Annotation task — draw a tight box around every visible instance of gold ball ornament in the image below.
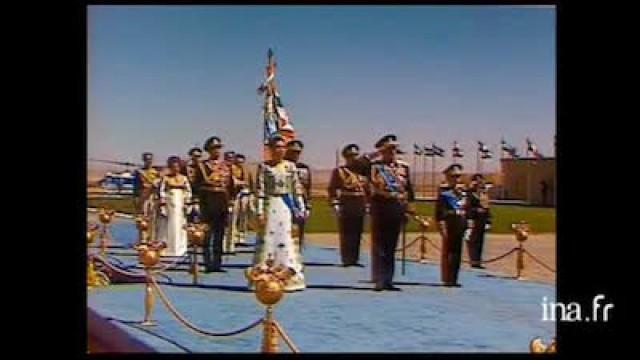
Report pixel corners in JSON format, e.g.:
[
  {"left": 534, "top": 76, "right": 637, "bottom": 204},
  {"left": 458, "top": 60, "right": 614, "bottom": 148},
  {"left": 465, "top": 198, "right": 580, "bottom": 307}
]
[
  {"left": 135, "top": 242, "right": 166, "bottom": 267},
  {"left": 255, "top": 279, "right": 285, "bottom": 306},
  {"left": 135, "top": 216, "right": 150, "bottom": 231},
  {"left": 87, "top": 224, "right": 99, "bottom": 244},
  {"left": 99, "top": 208, "right": 115, "bottom": 224}
]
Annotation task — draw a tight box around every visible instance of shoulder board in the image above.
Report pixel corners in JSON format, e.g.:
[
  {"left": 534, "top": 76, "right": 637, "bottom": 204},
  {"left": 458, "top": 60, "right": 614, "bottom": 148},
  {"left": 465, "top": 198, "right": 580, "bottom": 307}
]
[{"left": 396, "top": 159, "right": 409, "bottom": 166}]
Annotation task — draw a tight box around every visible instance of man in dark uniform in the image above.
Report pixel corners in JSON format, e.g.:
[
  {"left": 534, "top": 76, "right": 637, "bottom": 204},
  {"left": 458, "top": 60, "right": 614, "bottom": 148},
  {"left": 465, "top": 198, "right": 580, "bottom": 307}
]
[
  {"left": 466, "top": 173, "right": 492, "bottom": 269},
  {"left": 284, "top": 140, "right": 312, "bottom": 251},
  {"left": 192, "top": 136, "right": 234, "bottom": 272},
  {"left": 435, "top": 164, "right": 469, "bottom": 287},
  {"left": 328, "top": 144, "right": 370, "bottom": 267},
  {"left": 369, "top": 134, "right": 415, "bottom": 291},
  {"left": 184, "top": 147, "right": 203, "bottom": 185}
]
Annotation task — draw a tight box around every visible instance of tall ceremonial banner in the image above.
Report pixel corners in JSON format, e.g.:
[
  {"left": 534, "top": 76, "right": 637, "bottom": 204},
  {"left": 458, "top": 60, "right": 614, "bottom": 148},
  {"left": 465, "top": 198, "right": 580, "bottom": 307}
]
[{"left": 257, "top": 48, "right": 296, "bottom": 160}]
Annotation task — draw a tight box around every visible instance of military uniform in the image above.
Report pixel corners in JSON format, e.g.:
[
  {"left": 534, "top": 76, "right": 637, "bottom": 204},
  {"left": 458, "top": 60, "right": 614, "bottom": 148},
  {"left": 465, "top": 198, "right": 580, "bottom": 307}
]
[
  {"left": 369, "top": 135, "right": 414, "bottom": 291},
  {"left": 184, "top": 147, "right": 203, "bottom": 186},
  {"left": 192, "top": 137, "right": 234, "bottom": 272},
  {"left": 466, "top": 176, "right": 492, "bottom": 268},
  {"left": 285, "top": 140, "right": 312, "bottom": 251},
  {"left": 435, "top": 164, "right": 469, "bottom": 286},
  {"left": 328, "top": 144, "right": 371, "bottom": 266},
  {"left": 133, "top": 155, "right": 160, "bottom": 217},
  {"left": 229, "top": 154, "right": 254, "bottom": 246}
]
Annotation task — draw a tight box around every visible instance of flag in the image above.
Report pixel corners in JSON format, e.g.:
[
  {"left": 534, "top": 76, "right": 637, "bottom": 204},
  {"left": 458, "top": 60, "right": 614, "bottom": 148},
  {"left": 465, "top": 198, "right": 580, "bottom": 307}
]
[
  {"left": 413, "top": 144, "right": 423, "bottom": 156},
  {"left": 431, "top": 143, "right": 445, "bottom": 157},
  {"left": 526, "top": 138, "right": 543, "bottom": 159},
  {"left": 477, "top": 141, "right": 490, "bottom": 154},
  {"left": 423, "top": 146, "right": 435, "bottom": 157},
  {"left": 452, "top": 141, "right": 464, "bottom": 158},
  {"left": 501, "top": 138, "right": 520, "bottom": 159},
  {"left": 259, "top": 48, "right": 296, "bottom": 146}
]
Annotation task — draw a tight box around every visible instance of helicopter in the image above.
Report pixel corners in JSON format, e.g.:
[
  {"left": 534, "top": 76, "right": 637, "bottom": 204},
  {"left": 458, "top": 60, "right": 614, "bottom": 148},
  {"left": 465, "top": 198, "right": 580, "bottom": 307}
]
[{"left": 89, "top": 158, "right": 174, "bottom": 195}]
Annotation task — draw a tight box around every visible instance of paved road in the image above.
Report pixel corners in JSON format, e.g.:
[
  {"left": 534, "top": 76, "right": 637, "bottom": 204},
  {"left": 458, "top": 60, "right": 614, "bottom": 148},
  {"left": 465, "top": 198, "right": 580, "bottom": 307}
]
[{"left": 88, "top": 218, "right": 556, "bottom": 353}]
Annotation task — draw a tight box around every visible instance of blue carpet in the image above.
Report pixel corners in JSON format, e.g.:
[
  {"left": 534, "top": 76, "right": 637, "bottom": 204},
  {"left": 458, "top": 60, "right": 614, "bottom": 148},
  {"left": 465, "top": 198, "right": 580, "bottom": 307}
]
[{"left": 88, "top": 218, "right": 556, "bottom": 353}]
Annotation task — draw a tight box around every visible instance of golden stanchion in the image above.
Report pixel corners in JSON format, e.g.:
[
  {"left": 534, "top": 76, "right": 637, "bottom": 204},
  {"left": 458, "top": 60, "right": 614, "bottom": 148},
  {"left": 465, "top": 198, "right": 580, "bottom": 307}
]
[
  {"left": 512, "top": 221, "right": 530, "bottom": 280},
  {"left": 134, "top": 241, "right": 166, "bottom": 326},
  {"left": 530, "top": 337, "right": 556, "bottom": 353},
  {"left": 185, "top": 222, "right": 208, "bottom": 285},
  {"left": 98, "top": 208, "right": 116, "bottom": 256},
  {"left": 87, "top": 223, "right": 109, "bottom": 289},
  {"left": 135, "top": 215, "right": 151, "bottom": 244},
  {"left": 245, "top": 257, "right": 294, "bottom": 353},
  {"left": 412, "top": 215, "right": 432, "bottom": 263}
]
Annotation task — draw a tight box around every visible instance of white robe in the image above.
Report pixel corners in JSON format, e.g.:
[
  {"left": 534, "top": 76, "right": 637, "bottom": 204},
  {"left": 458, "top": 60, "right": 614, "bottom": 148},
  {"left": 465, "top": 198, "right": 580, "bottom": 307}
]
[{"left": 156, "top": 175, "right": 191, "bottom": 257}]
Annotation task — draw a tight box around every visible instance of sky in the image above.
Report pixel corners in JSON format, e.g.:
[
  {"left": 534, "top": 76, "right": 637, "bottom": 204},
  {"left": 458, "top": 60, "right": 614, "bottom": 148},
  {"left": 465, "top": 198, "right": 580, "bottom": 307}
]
[{"left": 88, "top": 5, "right": 555, "bottom": 171}]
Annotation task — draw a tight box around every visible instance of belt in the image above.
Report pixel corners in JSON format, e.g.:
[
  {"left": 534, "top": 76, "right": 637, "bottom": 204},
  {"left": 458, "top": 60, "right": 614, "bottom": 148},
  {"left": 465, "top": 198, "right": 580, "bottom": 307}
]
[
  {"left": 200, "top": 185, "right": 227, "bottom": 192},
  {"left": 340, "top": 191, "right": 365, "bottom": 197},
  {"left": 445, "top": 209, "right": 466, "bottom": 216}
]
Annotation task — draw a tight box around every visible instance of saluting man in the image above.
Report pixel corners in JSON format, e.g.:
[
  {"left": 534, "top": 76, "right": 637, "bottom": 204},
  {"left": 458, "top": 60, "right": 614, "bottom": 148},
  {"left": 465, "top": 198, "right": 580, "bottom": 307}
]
[
  {"left": 369, "top": 134, "right": 415, "bottom": 291},
  {"left": 466, "top": 173, "right": 492, "bottom": 269},
  {"left": 435, "top": 164, "right": 469, "bottom": 287},
  {"left": 192, "top": 136, "right": 234, "bottom": 272},
  {"left": 284, "top": 140, "right": 312, "bottom": 251},
  {"left": 328, "top": 144, "right": 371, "bottom": 267}
]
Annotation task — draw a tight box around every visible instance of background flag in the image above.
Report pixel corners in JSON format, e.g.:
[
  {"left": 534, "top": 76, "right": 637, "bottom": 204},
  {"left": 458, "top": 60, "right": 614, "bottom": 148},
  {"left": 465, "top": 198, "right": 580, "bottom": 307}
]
[{"left": 452, "top": 141, "right": 464, "bottom": 158}]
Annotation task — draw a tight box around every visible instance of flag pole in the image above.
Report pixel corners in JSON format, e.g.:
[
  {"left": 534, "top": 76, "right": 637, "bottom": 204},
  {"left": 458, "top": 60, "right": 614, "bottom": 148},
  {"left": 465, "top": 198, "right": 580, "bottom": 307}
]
[
  {"left": 422, "top": 153, "right": 427, "bottom": 198},
  {"left": 431, "top": 154, "right": 436, "bottom": 198}
]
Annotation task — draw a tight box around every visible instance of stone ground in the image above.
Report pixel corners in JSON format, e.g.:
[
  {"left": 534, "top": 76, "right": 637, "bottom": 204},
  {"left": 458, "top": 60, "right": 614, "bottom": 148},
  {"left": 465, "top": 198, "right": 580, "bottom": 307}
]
[{"left": 88, "top": 216, "right": 556, "bottom": 353}]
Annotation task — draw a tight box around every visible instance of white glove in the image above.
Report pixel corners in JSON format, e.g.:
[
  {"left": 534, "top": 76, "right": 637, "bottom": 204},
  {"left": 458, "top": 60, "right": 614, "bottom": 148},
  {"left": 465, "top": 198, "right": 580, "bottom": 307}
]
[
  {"left": 159, "top": 205, "right": 168, "bottom": 217},
  {"left": 333, "top": 205, "right": 341, "bottom": 216},
  {"left": 485, "top": 223, "right": 491, "bottom": 230},
  {"left": 463, "top": 228, "right": 472, "bottom": 242}
]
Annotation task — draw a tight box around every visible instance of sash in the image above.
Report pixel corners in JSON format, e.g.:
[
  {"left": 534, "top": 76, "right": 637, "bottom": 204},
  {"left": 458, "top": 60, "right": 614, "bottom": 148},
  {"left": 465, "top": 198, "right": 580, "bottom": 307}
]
[
  {"left": 281, "top": 194, "right": 303, "bottom": 222},
  {"left": 375, "top": 164, "right": 401, "bottom": 194}
]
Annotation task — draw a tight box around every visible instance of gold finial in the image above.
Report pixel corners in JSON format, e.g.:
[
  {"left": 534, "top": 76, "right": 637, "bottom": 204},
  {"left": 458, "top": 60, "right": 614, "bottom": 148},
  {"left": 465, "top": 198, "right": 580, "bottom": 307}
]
[
  {"left": 98, "top": 208, "right": 115, "bottom": 225},
  {"left": 530, "top": 337, "right": 556, "bottom": 353},
  {"left": 512, "top": 221, "right": 530, "bottom": 243},
  {"left": 135, "top": 215, "right": 150, "bottom": 232},
  {"left": 87, "top": 223, "right": 100, "bottom": 245},
  {"left": 134, "top": 241, "right": 166, "bottom": 268},
  {"left": 185, "top": 223, "right": 209, "bottom": 247}
]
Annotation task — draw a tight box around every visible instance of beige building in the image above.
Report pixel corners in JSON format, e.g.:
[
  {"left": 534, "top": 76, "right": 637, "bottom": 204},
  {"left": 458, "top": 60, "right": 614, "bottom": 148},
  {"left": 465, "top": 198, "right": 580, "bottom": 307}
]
[{"left": 499, "top": 158, "right": 556, "bottom": 206}]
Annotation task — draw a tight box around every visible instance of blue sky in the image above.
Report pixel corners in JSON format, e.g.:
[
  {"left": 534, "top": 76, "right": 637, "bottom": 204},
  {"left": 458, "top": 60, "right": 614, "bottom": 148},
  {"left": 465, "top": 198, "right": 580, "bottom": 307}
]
[{"left": 88, "top": 5, "right": 555, "bottom": 170}]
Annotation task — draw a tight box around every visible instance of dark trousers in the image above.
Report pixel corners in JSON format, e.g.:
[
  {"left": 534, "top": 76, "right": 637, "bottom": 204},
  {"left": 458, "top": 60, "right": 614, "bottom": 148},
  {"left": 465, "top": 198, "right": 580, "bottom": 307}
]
[
  {"left": 467, "top": 216, "right": 488, "bottom": 264},
  {"left": 338, "top": 197, "right": 366, "bottom": 265},
  {"left": 298, "top": 221, "right": 306, "bottom": 253},
  {"left": 199, "top": 192, "right": 229, "bottom": 271},
  {"left": 370, "top": 198, "right": 405, "bottom": 287},
  {"left": 441, "top": 216, "right": 466, "bottom": 284}
]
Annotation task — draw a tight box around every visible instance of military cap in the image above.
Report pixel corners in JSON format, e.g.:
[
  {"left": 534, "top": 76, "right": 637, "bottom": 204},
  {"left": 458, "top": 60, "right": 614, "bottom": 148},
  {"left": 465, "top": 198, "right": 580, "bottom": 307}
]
[
  {"left": 267, "top": 133, "right": 286, "bottom": 147},
  {"left": 235, "top": 153, "right": 246, "bottom": 160},
  {"left": 204, "top": 136, "right": 223, "bottom": 150},
  {"left": 342, "top": 143, "right": 360, "bottom": 157},
  {"left": 443, "top": 163, "right": 463, "bottom": 175},
  {"left": 188, "top": 147, "right": 202, "bottom": 156},
  {"left": 287, "top": 140, "right": 304, "bottom": 152},
  {"left": 375, "top": 134, "right": 400, "bottom": 149},
  {"left": 224, "top": 151, "right": 236, "bottom": 159},
  {"left": 142, "top": 152, "right": 153, "bottom": 161},
  {"left": 471, "top": 173, "right": 484, "bottom": 181},
  {"left": 166, "top": 156, "right": 181, "bottom": 166}
]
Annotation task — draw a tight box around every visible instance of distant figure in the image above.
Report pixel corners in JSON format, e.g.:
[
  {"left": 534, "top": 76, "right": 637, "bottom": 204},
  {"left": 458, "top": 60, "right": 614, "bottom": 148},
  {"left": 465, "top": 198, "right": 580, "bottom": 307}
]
[
  {"left": 230, "top": 153, "right": 253, "bottom": 246},
  {"left": 466, "top": 174, "right": 492, "bottom": 269},
  {"left": 156, "top": 156, "right": 192, "bottom": 257},
  {"left": 328, "top": 144, "right": 371, "bottom": 267},
  {"left": 284, "top": 140, "right": 312, "bottom": 251},
  {"left": 184, "top": 147, "right": 203, "bottom": 186},
  {"left": 540, "top": 180, "right": 548, "bottom": 206}
]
